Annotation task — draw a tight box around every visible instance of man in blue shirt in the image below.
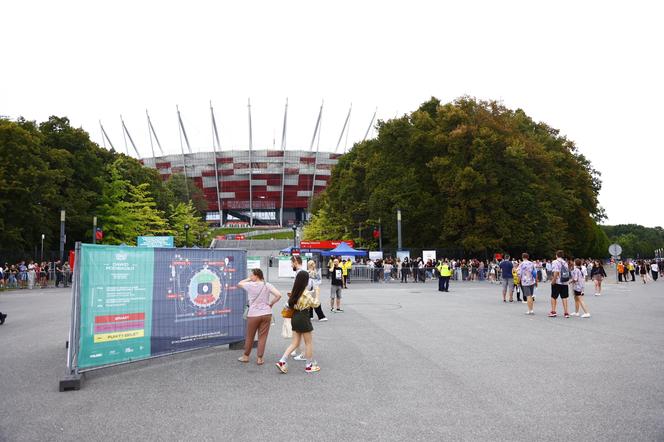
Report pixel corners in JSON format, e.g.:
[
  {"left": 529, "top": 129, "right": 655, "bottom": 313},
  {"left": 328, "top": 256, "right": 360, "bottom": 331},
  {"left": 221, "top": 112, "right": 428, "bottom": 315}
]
[{"left": 499, "top": 256, "right": 514, "bottom": 302}]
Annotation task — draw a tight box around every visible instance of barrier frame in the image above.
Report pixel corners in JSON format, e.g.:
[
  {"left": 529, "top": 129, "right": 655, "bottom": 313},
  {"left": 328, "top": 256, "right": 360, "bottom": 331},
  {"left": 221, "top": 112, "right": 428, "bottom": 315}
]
[{"left": 59, "top": 242, "right": 247, "bottom": 391}]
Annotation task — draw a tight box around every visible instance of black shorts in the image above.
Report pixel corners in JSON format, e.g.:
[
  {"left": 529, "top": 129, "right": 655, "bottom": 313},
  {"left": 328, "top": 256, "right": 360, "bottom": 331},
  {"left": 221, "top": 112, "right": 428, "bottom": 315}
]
[
  {"left": 551, "top": 284, "right": 569, "bottom": 300},
  {"left": 574, "top": 290, "right": 583, "bottom": 297}
]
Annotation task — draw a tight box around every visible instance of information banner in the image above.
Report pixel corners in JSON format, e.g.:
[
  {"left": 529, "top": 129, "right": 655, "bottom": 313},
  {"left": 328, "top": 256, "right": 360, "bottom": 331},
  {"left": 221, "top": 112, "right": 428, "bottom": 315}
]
[
  {"left": 77, "top": 244, "right": 246, "bottom": 370},
  {"left": 247, "top": 256, "right": 262, "bottom": 274},
  {"left": 278, "top": 256, "right": 308, "bottom": 278},
  {"left": 369, "top": 251, "right": 383, "bottom": 261},
  {"left": 423, "top": 250, "right": 436, "bottom": 262},
  {"left": 137, "top": 236, "right": 174, "bottom": 248},
  {"left": 396, "top": 250, "right": 410, "bottom": 260}
]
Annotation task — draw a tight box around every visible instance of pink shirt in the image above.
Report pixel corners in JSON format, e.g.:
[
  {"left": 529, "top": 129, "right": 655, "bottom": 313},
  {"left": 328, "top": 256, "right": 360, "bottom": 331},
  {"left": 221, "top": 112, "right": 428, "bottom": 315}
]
[{"left": 243, "top": 281, "right": 275, "bottom": 317}]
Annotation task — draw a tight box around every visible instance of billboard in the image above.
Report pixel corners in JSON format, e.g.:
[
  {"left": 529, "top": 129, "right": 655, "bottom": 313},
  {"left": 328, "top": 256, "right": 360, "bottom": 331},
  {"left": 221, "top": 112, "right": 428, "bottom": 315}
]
[
  {"left": 76, "top": 244, "right": 246, "bottom": 370},
  {"left": 137, "top": 236, "right": 174, "bottom": 248},
  {"left": 299, "top": 240, "right": 355, "bottom": 249}
]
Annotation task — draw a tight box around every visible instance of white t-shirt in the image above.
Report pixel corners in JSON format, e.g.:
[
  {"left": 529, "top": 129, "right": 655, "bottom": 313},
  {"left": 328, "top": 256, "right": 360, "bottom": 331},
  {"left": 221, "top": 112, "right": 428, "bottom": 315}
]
[{"left": 651, "top": 263, "right": 659, "bottom": 272}]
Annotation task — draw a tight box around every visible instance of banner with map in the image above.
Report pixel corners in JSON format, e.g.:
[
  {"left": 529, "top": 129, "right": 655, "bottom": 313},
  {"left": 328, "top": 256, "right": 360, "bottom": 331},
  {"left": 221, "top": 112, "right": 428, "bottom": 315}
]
[{"left": 77, "top": 244, "right": 246, "bottom": 369}]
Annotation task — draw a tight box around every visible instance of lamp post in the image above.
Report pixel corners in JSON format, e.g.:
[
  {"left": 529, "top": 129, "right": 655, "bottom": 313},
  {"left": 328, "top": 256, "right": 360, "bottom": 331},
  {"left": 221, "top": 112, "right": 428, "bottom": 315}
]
[
  {"left": 291, "top": 224, "right": 297, "bottom": 248},
  {"left": 59, "top": 210, "right": 66, "bottom": 262},
  {"left": 41, "top": 234, "right": 45, "bottom": 262},
  {"left": 92, "top": 216, "right": 97, "bottom": 244},
  {"left": 184, "top": 224, "right": 190, "bottom": 248},
  {"left": 396, "top": 209, "right": 402, "bottom": 251}
]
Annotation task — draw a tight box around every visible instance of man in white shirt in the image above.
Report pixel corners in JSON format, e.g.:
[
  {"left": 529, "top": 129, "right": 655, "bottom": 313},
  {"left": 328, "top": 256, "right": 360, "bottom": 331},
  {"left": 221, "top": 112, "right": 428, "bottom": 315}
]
[
  {"left": 549, "top": 250, "right": 571, "bottom": 318},
  {"left": 651, "top": 262, "right": 659, "bottom": 281}
]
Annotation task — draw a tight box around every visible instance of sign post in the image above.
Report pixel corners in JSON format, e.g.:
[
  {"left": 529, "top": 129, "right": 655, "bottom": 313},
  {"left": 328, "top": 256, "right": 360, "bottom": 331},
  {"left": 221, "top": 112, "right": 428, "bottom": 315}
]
[{"left": 609, "top": 243, "right": 622, "bottom": 283}]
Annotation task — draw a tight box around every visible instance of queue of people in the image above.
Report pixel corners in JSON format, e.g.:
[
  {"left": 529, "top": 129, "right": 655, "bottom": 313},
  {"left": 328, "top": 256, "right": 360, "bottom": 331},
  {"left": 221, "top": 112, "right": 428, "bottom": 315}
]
[{"left": 0, "top": 260, "right": 71, "bottom": 290}]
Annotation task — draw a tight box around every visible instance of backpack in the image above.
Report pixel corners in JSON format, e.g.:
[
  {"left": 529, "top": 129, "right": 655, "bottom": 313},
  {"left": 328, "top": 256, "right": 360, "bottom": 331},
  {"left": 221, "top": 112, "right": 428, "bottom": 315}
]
[{"left": 559, "top": 261, "right": 570, "bottom": 283}]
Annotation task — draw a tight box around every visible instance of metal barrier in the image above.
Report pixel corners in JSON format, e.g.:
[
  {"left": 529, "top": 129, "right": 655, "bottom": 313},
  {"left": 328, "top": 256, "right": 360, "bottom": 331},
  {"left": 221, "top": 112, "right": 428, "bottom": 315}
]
[{"left": 60, "top": 243, "right": 248, "bottom": 391}]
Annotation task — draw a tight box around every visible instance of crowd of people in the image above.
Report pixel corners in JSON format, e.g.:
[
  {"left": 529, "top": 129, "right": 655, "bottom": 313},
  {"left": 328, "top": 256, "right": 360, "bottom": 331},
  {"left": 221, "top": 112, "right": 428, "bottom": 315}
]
[
  {"left": 0, "top": 259, "right": 72, "bottom": 326},
  {"left": 615, "top": 259, "right": 660, "bottom": 283},
  {"left": 0, "top": 260, "right": 71, "bottom": 290}
]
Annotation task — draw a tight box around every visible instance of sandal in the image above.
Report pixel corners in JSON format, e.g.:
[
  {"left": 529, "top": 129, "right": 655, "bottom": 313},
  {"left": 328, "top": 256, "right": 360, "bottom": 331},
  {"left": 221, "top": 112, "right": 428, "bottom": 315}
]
[
  {"left": 256, "top": 358, "right": 264, "bottom": 365},
  {"left": 237, "top": 356, "right": 249, "bottom": 363}
]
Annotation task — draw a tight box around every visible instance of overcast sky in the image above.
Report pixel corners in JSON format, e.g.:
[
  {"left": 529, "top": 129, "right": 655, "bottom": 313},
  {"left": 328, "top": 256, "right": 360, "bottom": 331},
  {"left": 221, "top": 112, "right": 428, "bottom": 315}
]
[{"left": 2, "top": 0, "right": 662, "bottom": 227}]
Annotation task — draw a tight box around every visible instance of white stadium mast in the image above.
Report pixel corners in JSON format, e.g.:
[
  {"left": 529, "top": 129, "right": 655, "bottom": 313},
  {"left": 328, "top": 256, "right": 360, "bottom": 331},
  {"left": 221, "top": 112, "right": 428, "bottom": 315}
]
[
  {"left": 99, "top": 121, "right": 116, "bottom": 151},
  {"left": 308, "top": 100, "right": 324, "bottom": 218},
  {"left": 120, "top": 116, "right": 141, "bottom": 157},
  {"left": 247, "top": 98, "right": 254, "bottom": 226},
  {"left": 210, "top": 101, "right": 223, "bottom": 227},
  {"left": 363, "top": 107, "right": 378, "bottom": 141},
  {"left": 335, "top": 103, "right": 352, "bottom": 153},
  {"left": 146, "top": 110, "right": 165, "bottom": 159},
  {"left": 279, "top": 98, "right": 288, "bottom": 227},
  {"left": 176, "top": 105, "right": 190, "bottom": 200}
]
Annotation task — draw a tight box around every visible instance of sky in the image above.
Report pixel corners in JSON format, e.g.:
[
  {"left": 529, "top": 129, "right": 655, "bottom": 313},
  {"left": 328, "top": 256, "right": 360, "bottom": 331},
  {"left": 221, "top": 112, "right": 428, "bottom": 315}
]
[{"left": 2, "top": 0, "right": 662, "bottom": 227}]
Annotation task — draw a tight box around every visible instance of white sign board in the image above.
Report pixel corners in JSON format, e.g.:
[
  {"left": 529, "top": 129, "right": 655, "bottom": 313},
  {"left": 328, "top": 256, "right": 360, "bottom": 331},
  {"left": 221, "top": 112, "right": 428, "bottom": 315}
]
[
  {"left": 608, "top": 244, "right": 622, "bottom": 257},
  {"left": 423, "top": 250, "right": 436, "bottom": 262},
  {"left": 397, "top": 250, "right": 410, "bottom": 260},
  {"left": 247, "top": 256, "right": 262, "bottom": 275},
  {"left": 369, "top": 251, "right": 383, "bottom": 261},
  {"left": 278, "top": 256, "right": 309, "bottom": 278}
]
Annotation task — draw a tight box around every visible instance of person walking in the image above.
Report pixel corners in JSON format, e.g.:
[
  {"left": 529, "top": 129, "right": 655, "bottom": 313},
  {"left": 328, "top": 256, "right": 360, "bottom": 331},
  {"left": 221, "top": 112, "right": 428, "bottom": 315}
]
[
  {"left": 590, "top": 260, "right": 607, "bottom": 295},
  {"left": 237, "top": 269, "right": 282, "bottom": 365},
  {"left": 499, "top": 256, "right": 514, "bottom": 302},
  {"left": 401, "top": 258, "right": 410, "bottom": 283},
  {"left": 343, "top": 258, "right": 352, "bottom": 287},
  {"left": 307, "top": 260, "right": 327, "bottom": 321},
  {"left": 517, "top": 253, "right": 537, "bottom": 315},
  {"left": 440, "top": 259, "right": 452, "bottom": 292},
  {"left": 276, "top": 271, "right": 321, "bottom": 374},
  {"left": 549, "top": 250, "right": 571, "bottom": 318},
  {"left": 651, "top": 261, "right": 659, "bottom": 281},
  {"left": 329, "top": 259, "right": 344, "bottom": 312},
  {"left": 637, "top": 260, "right": 647, "bottom": 283},
  {"left": 570, "top": 258, "right": 591, "bottom": 318},
  {"left": 628, "top": 261, "right": 636, "bottom": 282}
]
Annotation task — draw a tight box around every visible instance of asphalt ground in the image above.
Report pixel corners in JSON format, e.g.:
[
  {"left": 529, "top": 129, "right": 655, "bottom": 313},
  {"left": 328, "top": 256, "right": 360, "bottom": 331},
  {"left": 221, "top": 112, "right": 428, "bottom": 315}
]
[{"left": 0, "top": 276, "right": 663, "bottom": 441}]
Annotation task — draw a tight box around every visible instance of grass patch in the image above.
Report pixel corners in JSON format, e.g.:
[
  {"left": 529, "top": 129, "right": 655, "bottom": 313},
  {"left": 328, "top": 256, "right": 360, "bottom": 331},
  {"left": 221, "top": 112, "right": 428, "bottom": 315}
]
[{"left": 250, "top": 232, "right": 295, "bottom": 240}]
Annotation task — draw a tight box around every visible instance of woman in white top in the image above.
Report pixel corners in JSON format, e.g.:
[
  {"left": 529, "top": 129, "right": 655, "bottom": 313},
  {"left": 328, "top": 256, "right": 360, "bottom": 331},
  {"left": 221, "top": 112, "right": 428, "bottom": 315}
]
[
  {"left": 237, "top": 268, "right": 282, "bottom": 365},
  {"left": 308, "top": 260, "right": 327, "bottom": 322}
]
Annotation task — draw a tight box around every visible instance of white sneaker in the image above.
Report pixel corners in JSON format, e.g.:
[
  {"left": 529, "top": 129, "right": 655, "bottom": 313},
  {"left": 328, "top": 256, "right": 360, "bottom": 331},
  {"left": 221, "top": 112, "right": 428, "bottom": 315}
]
[
  {"left": 570, "top": 312, "right": 580, "bottom": 317},
  {"left": 521, "top": 301, "right": 527, "bottom": 304},
  {"left": 581, "top": 313, "right": 591, "bottom": 318},
  {"left": 290, "top": 350, "right": 297, "bottom": 357},
  {"left": 524, "top": 311, "right": 534, "bottom": 315},
  {"left": 293, "top": 353, "right": 306, "bottom": 361},
  {"left": 319, "top": 317, "right": 328, "bottom": 322}
]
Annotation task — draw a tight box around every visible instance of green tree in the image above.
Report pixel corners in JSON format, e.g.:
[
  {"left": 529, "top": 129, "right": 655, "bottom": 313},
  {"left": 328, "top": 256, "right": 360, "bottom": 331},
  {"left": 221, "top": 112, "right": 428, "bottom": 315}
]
[
  {"left": 168, "top": 201, "right": 210, "bottom": 247},
  {"left": 311, "top": 97, "right": 606, "bottom": 258},
  {"left": 98, "top": 160, "right": 173, "bottom": 245},
  {"left": 0, "top": 119, "right": 59, "bottom": 255},
  {"left": 164, "top": 174, "right": 208, "bottom": 214}
]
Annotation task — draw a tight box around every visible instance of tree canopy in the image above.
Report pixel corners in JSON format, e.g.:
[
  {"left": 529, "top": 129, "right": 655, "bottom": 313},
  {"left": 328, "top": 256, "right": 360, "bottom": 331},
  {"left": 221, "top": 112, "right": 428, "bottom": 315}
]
[
  {"left": 601, "top": 224, "right": 664, "bottom": 258},
  {"left": 0, "top": 116, "right": 209, "bottom": 261},
  {"left": 306, "top": 97, "right": 611, "bottom": 258}
]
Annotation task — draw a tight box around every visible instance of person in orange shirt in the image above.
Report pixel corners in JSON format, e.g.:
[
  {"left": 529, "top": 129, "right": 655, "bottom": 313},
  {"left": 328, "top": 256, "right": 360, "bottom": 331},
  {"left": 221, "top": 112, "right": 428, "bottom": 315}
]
[{"left": 617, "top": 262, "right": 625, "bottom": 282}]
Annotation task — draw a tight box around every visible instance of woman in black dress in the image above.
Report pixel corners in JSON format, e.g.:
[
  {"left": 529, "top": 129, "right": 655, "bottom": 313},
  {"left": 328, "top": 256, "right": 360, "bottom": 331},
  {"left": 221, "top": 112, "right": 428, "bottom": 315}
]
[{"left": 276, "top": 271, "right": 321, "bottom": 374}]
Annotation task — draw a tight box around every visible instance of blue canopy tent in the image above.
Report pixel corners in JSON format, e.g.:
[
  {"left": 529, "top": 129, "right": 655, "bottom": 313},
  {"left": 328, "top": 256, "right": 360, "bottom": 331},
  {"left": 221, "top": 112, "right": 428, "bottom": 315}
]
[{"left": 321, "top": 242, "right": 367, "bottom": 257}]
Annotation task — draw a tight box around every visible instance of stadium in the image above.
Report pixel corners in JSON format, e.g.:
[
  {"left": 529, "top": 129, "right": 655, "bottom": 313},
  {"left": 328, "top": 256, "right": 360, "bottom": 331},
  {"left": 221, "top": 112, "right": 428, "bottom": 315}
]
[
  {"left": 142, "top": 149, "right": 341, "bottom": 226},
  {"left": 100, "top": 101, "right": 376, "bottom": 227}
]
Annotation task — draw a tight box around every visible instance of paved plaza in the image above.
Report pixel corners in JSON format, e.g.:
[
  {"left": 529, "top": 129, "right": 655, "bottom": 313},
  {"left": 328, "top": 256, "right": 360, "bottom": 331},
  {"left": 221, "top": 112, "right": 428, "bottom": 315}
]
[{"left": 0, "top": 277, "right": 663, "bottom": 441}]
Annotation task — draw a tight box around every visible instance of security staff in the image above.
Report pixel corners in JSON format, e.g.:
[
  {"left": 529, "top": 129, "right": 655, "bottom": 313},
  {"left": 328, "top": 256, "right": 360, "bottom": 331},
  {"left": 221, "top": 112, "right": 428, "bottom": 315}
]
[{"left": 437, "top": 260, "right": 452, "bottom": 292}]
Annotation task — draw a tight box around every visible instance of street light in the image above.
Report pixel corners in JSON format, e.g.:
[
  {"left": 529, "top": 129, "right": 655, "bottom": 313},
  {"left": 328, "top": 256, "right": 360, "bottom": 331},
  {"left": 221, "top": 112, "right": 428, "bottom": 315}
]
[
  {"left": 184, "top": 224, "right": 190, "bottom": 248},
  {"left": 41, "top": 234, "right": 45, "bottom": 262},
  {"left": 291, "top": 224, "right": 298, "bottom": 248}
]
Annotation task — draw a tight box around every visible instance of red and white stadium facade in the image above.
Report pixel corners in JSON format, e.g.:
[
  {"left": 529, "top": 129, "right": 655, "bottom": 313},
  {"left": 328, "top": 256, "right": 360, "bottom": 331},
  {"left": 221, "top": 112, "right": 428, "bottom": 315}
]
[{"left": 141, "top": 150, "right": 340, "bottom": 226}]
